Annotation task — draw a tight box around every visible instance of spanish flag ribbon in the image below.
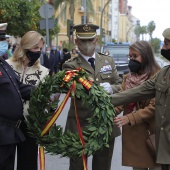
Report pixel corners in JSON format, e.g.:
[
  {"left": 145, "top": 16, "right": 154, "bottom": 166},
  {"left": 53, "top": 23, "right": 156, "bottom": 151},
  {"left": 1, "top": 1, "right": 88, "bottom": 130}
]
[
  {"left": 41, "top": 88, "right": 71, "bottom": 137},
  {"left": 64, "top": 68, "right": 92, "bottom": 90},
  {"left": 73, "top": 81, "right": 88, "bottom": 170},
  {"left": 78, "top": 77, "right": 92, "bottom": 90},
  {"left": 39, "top": 146, "right": 45, "bottom": 170},
  {"left": 39, "top": 88, "right": 71, "bottom": 170},
  {"left": 63, "top": 69, "right": 79, "bottom": 82}
]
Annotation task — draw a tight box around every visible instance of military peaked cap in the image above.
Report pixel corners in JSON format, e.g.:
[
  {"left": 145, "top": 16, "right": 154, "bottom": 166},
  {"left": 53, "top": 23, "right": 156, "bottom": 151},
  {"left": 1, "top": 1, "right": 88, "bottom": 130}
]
[
  {"left": 73, "top": 24, "right": 99, "bottom": 39},
  {"left": 162, "top": 28, "right": 170, "bottom": 40}
]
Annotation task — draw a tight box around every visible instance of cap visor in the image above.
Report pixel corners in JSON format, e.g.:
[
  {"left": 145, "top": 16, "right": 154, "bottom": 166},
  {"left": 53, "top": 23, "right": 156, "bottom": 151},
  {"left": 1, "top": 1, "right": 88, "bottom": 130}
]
[{"left": 76, "top": 33, "right": 97, "bottom": 39}]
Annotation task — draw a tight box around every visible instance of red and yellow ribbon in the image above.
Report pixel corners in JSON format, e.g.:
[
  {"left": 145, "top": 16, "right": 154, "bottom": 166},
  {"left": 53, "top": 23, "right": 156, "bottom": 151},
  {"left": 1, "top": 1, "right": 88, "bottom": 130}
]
[
  {"left": 78, "top": 77, "right": 92, "bottom": 90},
  {"left": 64, "top": 69, "right": 92, "bottom": 90},
  {"left": 41, "top": 89, "right": 71, "bottom": 137},
  {"left": 39, "top": 146, "right": 45, "bottom": 170},
  {"left": 72, "top": 80, "right": 88, "bottom": 170}
]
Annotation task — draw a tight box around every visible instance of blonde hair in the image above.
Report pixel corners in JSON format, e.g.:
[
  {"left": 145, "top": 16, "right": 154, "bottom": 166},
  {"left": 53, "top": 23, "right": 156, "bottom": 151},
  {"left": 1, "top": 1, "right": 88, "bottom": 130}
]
[{"left": 12, "top": 31, "right": 45, "bottom": 68}]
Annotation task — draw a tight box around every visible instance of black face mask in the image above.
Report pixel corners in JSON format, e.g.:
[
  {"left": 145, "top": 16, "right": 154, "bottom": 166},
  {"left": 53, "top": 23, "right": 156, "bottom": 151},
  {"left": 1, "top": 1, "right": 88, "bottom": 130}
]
[
  {"left": 26, "top": 50, "right": 41, "bottom": 67},
  {"left": 161, "top": 49, "right": 170, "bottom": 61},
  {"left": 128, "top": 59, "right": 142, "bottom": 74}
]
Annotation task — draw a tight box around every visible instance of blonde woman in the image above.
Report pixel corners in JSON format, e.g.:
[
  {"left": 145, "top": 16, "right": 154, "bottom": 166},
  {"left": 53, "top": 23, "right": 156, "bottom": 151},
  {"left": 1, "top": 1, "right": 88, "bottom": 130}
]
[{"left": 7, "top": 31, "right": 49, "bottom": 170}]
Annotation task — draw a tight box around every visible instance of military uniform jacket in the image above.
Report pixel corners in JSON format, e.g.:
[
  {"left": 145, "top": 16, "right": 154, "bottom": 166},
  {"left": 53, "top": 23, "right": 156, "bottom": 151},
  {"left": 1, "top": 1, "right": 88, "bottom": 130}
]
[
  {"left": 0, "top": 58, "right": 33, "bottom": 145},
  {"left": 111, "top": 65, "right": 170, "bottom": 164},
  {"left": 63, "top": 52, "right": 122, "bottom": 138}
]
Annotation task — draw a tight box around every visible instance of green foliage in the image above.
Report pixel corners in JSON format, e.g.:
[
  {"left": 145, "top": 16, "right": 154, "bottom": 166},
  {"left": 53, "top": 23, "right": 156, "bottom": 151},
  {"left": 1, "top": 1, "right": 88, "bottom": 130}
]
[
  {"left": 147, "top": 21, "right": 156, "bottom": 40},
  {"left": 112, "top": 38, "right": 116, "bottom": 43},
  {"left": 134, "top": 21, "right": 156, "bottom": 41},
  {"left": 27, "top": 69, "right": 115, "bottom": 157},
  {"left": 0, "top": 0, "right": 59, "bottom": 37},
  {"left": 150, "top": 38, "right": 161, "bottom": 53},
  {"left": 52, "top": 0, "right": 94, "bottom": 20},
  {"left": 0, "top": 0, "right": 35, "bottom": 36}
]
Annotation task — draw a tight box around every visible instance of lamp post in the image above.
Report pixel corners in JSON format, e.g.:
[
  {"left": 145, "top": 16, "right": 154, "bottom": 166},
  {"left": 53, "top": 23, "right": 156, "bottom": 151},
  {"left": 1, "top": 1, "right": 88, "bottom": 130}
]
[
  {"left": 126, "top": 25, "right": 136, "bottom": 42},
  {"left": 126, "top": 20, "right": 140, "bottom": 42},
  {"left": 83, "top": 0, "right": 87, "bottom": 24},
  {"left": 100, "top": 0, "right": 111, "bottom": 51}
]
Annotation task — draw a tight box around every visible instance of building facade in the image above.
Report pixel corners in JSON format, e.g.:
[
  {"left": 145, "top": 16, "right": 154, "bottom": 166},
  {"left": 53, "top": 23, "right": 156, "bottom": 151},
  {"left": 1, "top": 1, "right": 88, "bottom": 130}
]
[{"left": 53, "top": 0, "right": 112, "bottom": 46}]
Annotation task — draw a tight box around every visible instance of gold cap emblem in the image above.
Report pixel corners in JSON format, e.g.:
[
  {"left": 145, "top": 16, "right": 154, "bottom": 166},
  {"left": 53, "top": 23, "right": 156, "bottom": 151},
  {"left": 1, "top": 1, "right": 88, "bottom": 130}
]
[{"left": 83, "top": 25, "right": 91, "bottom": 32}]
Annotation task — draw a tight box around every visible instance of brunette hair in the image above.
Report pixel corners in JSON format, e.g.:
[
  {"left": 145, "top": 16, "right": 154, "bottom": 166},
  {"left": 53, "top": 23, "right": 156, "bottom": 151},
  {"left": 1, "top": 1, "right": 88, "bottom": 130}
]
[
  {"left": 12, "top": 31, "right": 45, "bottom": 68},
  {"left": 129, "top": 41, "right": 160, "bottom": 77}
]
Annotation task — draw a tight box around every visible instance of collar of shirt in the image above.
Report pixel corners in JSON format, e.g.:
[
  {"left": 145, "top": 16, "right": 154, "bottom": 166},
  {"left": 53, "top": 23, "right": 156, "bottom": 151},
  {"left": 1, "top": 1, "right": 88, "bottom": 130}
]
[{"left": 79, "top": 52, "right": 95, "bottom": 64}]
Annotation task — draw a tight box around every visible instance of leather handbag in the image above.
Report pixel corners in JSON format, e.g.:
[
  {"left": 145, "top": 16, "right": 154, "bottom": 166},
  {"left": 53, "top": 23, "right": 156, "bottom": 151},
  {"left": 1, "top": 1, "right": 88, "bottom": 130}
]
[{"left": 145, "top": 127, "right": 156, "bottom": 161}]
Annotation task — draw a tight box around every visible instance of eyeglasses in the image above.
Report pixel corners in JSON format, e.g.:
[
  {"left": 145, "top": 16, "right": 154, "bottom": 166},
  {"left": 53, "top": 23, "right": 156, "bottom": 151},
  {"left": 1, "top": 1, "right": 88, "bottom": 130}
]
[{"left": 127, "top": 54, "right": 140, "bottom": 60}]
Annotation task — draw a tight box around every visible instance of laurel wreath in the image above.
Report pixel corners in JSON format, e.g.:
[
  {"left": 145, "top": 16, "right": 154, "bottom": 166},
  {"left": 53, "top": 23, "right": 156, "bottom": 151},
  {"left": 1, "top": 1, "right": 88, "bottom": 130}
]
[{"left": 26, "top": 68, "right": 115, "bottom": 158}]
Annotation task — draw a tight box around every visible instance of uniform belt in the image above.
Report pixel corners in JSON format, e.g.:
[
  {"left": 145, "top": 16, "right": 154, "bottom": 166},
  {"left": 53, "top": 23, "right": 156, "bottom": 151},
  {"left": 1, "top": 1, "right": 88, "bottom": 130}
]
[{"left": 0, "top": 116, "right": 22, "bottom": 128}]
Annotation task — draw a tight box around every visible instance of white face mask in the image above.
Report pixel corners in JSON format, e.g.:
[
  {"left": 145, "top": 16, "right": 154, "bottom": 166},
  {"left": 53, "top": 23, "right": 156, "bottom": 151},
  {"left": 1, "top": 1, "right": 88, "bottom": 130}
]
[
  {"left": 77, "top": 39, "right": 96, "bottom": 56},
  {"left": 46, "top": 51, "right": 50, "bottom": 54}
]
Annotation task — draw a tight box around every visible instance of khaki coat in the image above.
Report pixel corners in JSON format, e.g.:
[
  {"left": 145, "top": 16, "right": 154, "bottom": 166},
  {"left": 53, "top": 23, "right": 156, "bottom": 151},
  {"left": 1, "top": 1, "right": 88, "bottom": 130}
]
[
  {"left": 111, "top": 65, "right": 170, "bottom": 164},
  {"left": 62, "top": 52, "right": 122, "bottom": 138}
]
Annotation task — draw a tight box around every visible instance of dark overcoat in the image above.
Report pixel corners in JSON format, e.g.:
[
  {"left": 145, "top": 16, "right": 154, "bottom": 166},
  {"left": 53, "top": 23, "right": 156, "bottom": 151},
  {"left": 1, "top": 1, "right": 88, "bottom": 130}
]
[{"left": 0, "top": 58, "right": 33, "bottom": 145}]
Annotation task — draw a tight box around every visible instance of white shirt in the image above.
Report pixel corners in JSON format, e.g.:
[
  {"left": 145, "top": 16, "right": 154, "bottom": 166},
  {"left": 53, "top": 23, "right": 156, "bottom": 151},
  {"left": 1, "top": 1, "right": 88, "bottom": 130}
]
[{"left": 79, "top": 52, "right": 96, "bottom": 65}]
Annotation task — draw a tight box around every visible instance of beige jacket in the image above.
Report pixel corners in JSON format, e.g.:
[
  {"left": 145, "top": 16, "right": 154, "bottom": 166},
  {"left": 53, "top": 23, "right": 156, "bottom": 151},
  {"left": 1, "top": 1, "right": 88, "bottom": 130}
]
[{"left": 115, "top": 74, "right": 157, "bottom": 168}]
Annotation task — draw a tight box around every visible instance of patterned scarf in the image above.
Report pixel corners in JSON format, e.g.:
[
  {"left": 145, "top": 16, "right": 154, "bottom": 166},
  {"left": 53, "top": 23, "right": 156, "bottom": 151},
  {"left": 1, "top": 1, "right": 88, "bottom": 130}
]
[{"left": 125, "top": 72, "right": 149, "bottom": 112}]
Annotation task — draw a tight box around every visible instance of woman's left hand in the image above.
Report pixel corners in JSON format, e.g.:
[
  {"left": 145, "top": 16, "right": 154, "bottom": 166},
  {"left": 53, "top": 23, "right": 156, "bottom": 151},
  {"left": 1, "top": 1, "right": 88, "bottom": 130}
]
[{"left": 114, "top": 115, "right": 129, "bottom": 127}]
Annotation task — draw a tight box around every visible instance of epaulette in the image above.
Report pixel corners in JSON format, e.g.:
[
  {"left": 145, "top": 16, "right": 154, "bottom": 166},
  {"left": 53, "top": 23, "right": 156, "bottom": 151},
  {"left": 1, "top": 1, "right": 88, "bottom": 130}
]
[
  {"left": 97, "top": 52, "right": 112, "bottom": 57},
  {"left": 97, "top": 52, "right": 105, "bottom": 55},
  {"left": 65, "top": 56, "right": 78, "bottom": 63}
]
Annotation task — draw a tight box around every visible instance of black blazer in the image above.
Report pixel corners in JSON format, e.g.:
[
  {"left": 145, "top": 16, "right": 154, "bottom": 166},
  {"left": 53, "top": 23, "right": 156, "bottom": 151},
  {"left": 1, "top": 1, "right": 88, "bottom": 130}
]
[
  {"left": 0, "top": 58, "right": 33, "bottom": 145},
  {"left": 60, "top": 52, "right": 71, "bottom": 70},
  {"left": 43, "top": 53, "right": 55, "bottom": 72}
]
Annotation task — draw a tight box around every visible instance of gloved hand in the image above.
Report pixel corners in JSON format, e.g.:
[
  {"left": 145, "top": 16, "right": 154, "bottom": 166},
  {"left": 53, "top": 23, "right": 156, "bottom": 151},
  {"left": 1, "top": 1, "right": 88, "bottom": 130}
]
[{"left": 100, "top": 82, "right": 113, "bottom": 94}]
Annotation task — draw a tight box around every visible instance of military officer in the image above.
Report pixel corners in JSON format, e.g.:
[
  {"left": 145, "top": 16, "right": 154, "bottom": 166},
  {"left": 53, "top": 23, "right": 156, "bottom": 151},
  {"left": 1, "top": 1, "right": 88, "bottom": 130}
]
[
  {"left": 62, "top": 24, "right": 122, "bottom": 170},
  {"left": 0, "top": 23, "right": 33, "bottom": 170},
  {"left": 109, "top": 28, "right": 170, "bottom": 170}
]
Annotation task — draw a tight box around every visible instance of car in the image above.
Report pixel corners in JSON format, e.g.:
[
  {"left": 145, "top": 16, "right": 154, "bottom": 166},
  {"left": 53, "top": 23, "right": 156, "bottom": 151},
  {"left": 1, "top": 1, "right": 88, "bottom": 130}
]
[{"left": 101, "top": 42, "right": 130, "bottom": 77}]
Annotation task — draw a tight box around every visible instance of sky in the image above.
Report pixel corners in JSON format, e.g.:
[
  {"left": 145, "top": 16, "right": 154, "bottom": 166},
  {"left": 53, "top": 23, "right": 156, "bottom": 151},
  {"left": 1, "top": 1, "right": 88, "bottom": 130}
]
[{"left": 128, "top": 0, "right": 170, "bottom": 40}]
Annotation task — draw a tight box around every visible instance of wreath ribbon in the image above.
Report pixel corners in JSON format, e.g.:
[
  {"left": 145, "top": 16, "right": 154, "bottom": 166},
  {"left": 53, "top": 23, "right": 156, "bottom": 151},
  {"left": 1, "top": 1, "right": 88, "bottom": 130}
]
[
  {"left": 73, "top": 81, "right": 88, "bottom": 170},
  {"left": 64, "top": 68, "right": 92, "bottom": 90},
  {"left": 39, "top": 146, "right": 45, "bottom": 170},
  {"left": 39, "top": 88, "right": 71, "bottom": 170}
]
